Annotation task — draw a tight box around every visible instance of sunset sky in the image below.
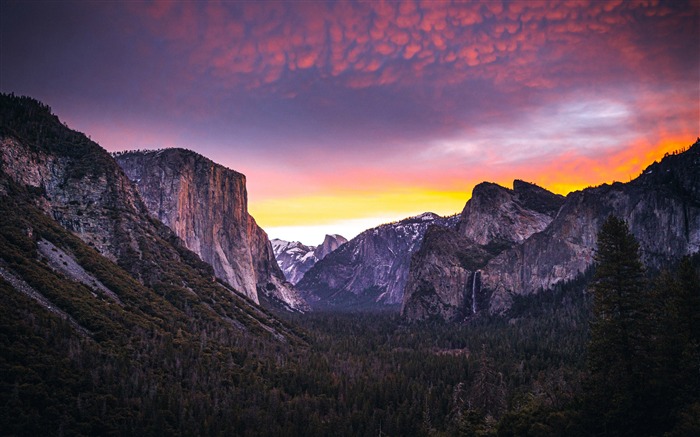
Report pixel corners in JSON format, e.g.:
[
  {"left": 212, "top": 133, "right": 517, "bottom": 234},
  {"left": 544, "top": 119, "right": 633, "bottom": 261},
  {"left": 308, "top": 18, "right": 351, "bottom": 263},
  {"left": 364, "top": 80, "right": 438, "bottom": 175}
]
[{"left": 1, "top": 0, "right": 698, "bottom": 244}]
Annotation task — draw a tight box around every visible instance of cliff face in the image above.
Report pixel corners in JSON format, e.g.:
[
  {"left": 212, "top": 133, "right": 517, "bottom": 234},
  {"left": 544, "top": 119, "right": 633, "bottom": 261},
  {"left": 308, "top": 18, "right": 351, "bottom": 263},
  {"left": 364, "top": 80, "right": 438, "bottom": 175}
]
[
  {"left": 483, "top": 142, "right": 700, "bottom": 313},
  {"left": 296, "top": 213, "right": 458, "bottom": 310},
  {"left": 115, "top": 149, "right": 308, "bottom": 311},
  {"left": 402, "top": 141, "right": 700, "bottom": 321},
  {"left": 458, "top": 180, "right": 564, "bottom": 245},
  {"left": 0, "top": 132, "right": 163, "bottom": 278},
  {"left": 272, "top": 234, "right": 347, "bottom": 284},
  {"left": 0, "top": 94, "right": 298, "bottom": 341},
  {"left": 315, "top": 234, "right": 347, "bottom": 261},
  {"left": 401, "top": 226, "right": 491, "bottom": 322},
  {"left": 402, "top": 181, "right": 563, "bottom": 322}
]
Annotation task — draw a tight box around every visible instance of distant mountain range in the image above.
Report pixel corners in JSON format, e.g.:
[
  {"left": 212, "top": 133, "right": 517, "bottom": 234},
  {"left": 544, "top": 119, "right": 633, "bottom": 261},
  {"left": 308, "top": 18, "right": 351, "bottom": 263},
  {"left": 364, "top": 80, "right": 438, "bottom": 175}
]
[
  {"left": 271, "top": 234, "right": 347, "bottom": 284},
  {"left": 279, "top": 142, "right": 700, "bottom": 320},
  {"left": 294, "top": 212, "right": 459, "bottom": 310}
]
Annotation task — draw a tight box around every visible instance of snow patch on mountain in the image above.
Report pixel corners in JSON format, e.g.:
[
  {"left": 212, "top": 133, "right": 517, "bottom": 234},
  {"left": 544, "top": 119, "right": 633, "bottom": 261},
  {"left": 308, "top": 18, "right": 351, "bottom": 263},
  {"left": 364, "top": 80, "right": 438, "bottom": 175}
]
[{"left": 272, "top": 234, "right": 347, "bottom": 284}]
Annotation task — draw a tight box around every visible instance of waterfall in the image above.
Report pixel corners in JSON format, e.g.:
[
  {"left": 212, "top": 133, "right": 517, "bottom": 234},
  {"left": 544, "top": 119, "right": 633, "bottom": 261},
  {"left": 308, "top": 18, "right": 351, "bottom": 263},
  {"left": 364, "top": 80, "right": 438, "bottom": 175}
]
[{"left": 471, "top": 270, "right": 479, "bottom": 314}]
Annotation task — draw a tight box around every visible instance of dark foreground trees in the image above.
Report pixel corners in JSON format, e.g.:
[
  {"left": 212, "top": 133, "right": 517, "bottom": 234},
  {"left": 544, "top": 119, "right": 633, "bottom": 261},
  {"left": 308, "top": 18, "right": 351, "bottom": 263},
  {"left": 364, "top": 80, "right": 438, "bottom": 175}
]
[{"left": 583, "top": 215, "right": 700, "bottom": 436}]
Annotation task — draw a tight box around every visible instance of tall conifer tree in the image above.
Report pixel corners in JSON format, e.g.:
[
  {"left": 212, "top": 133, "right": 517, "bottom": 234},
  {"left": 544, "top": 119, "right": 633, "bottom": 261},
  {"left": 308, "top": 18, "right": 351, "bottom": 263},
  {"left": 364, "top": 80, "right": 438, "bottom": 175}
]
[{"left": 585, "top": 215, "right": 652, "bottom": 436}]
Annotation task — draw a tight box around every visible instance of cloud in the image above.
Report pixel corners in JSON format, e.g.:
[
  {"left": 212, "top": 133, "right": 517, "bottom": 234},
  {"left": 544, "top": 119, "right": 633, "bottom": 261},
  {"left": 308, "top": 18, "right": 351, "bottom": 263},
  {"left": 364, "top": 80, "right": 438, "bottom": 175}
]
[
  {"left": 123, "top": 0, "right": 696, "bottom": 94},
  {"left": 3, "top": 0, "right": 696, "bottom": 242}
]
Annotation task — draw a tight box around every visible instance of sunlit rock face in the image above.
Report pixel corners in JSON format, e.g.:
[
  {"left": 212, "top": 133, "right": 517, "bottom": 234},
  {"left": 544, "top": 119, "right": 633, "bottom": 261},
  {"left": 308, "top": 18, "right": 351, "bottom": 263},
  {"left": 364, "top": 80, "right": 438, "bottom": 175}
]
[
  {"left": 402, "top": 141, "right": 700, "bottom": 321},
  {"left": 296, "top": 213, "right": 459, "bottom": 310},
  {"left": 115, "top": 149, "right": 308, "bottom": 311},
  {"left": 272, "top": 234, "right": 347, "bottom": 285},
  {"left": 402, "top": 181, "right": 563, "bottom": 322}
]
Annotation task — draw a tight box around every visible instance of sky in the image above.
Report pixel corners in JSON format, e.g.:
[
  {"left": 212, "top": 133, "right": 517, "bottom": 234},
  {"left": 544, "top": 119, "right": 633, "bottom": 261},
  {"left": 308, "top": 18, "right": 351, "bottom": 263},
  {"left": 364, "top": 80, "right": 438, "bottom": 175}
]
[{"left": 1, "top": 0, "right": 698, "bottom": 245}]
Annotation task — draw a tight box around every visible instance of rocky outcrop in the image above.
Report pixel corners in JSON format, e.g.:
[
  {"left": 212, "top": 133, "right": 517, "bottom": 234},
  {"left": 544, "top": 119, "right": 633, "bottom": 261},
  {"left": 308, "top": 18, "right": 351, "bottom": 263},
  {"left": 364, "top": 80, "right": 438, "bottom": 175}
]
[
  {"left": 315, "top": 234, "right": 347, "bottom": 260},
  {"left": 402, "top": 140, "right": 700, "bottom": 321},
  {"left": 402, "top": 226, "right": 492, "bottom": 322},
  {"left": 271, "top": 239, "right": 317, "bottom": 284},
  {"left": 0, "top": 128, "right": 164, "bottom": 277},
  {"left": 402, "top": 181, "right": 563, "bottom": 322},
  {"left": 296, "top": 213, "right": 458, "bottom": 310},
  {"left": 272, "top": 234, "right": 347, "bottom": 284},
  {"left": 115, "top": 149, "right": 308, "bottom": 311},
  {"left": 458, "top": 180, "right": 564, "bottom": 245},
  {"left": 483, "top": 142, "right": 700, "bottom": 313}
]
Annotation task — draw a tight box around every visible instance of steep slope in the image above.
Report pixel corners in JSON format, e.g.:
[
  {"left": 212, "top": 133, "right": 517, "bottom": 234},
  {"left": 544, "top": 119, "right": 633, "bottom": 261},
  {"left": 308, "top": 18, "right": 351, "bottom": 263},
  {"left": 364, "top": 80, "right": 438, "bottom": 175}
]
[
  {"left": 402, "top": 181, "right": 564, "bottom": 321},
  {"left": 114, "top": 149, "right": 308, "bottom": 312},
  {"left": 272, "top": 234, "right": 347, "bottom": 284},
  {"left": 0, "top": 94, "right": 305, "bottom": 432},
  {"left": 0, "top": 94, "right": 298, "bottom": 335},
  {"left": 483, "top": 141, "right": 700, "bottom": 313},
  {"left": 296, "top": 213, "right": 458, "bottom": 310}
]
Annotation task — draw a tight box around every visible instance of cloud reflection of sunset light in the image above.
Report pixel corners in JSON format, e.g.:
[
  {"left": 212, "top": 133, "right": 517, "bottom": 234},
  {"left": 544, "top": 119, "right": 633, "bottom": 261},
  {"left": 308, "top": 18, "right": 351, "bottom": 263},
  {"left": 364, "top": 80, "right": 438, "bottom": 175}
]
[{"left": 1, "top": 0, "right": 697, "bottom": 244}]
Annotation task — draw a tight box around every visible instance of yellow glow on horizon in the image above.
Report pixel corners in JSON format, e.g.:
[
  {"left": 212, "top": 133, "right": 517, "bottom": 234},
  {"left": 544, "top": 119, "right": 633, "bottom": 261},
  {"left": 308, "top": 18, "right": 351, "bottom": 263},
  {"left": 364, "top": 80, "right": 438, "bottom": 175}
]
[
  {"left": 249, "top": 188, "right": 469, "bottom": 228},
  {"left": 250, "top": 137, "right": 696, "bottom": 239}
]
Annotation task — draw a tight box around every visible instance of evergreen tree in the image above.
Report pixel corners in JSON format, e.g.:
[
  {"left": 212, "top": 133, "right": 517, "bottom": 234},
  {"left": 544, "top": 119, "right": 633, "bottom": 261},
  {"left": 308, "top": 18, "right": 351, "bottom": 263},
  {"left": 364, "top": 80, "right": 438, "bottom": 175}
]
[
  {"left": 584, "top": 215, "right": 653, "bottom": 436},
  {"left": 652, "top": 257, "right": 700, "bottom": 435}
]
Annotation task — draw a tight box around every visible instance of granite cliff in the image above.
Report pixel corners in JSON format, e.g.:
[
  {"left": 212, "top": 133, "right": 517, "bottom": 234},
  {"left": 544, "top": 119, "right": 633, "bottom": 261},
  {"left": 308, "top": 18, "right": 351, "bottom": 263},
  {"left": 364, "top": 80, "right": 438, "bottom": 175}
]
[
  {"left": 0, "top": 94, "right": 298, "bottom": 339},
  {"left": 296, "top": 213, "right": 458, "bottom": 310},
  {"left": 114, "top": 149, "right": 308, "bottom": 311},
  {"left": 402, "top": 181, "right": 564, "bottom": 321},
  {"left": 402, "top": 141, "right": 700, "bottom": 321},
  {"left": 483, "top": 142, "right": 700, "bottom": 313}
]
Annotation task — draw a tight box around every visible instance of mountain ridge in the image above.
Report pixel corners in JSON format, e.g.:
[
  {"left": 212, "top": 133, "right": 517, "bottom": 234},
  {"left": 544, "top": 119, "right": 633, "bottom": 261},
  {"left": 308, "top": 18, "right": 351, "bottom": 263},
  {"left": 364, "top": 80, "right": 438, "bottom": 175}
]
[
  {"left": 295, "top": 212, "right": 459, "bottom": 310},
  {"left": 402, "top": 180, "right": 563, "bottom": 321},
  {"left": 402, "top": 140, "right": 700, "bottom": 321}
]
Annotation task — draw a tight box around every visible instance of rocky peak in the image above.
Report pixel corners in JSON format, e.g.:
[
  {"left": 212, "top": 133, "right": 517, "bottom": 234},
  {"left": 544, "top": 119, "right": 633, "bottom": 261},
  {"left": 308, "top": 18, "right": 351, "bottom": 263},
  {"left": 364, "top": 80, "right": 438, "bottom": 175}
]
[
  {"left": 457, "top": 180, "right": 564, "bottom": 246},
  {"left": 271, "top": 234, "right": 347, "bottom": 285},
  {"left": 403, "top": 140, "right": 700, "bottom": 322},
  {"left": 483, "top": 141, "right": 700, "bottom": 313},
  {"left": 512, "top": 179, "right": 566, "bottom": 215},
  {"left": 315, "top": 234, "right": 348, "bottom": 260}
]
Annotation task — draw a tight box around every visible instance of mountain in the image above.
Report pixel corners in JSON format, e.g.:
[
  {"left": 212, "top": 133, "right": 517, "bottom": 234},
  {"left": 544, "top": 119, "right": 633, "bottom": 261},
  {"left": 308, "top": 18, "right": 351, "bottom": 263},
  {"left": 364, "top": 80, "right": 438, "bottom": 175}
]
[
  {"left": 0, "top": 94, "right": 304, "bottom": 432},
  {"left": 402, "top": 141, "right": 700, "bottom": 322},
  {"left": 457, "top": 180, "right": 565, "bottom": 245},
  {"left": 483, "top": 142, "right": 700, "bottom": 313},
  {"left": 296, "top": 212, "right": 458, "bottom": 310},
  {"left": 271, "top": 234, "right": 347, "bottom": 284},
  {"left": 402, "top": 181, "right": 564, "bottom": 321},
  {"left": 315, "top": 233, "right": 348, "bottom": 260},
  {"left": 114, "top": 149, "right": 308, "bottom": 312}
]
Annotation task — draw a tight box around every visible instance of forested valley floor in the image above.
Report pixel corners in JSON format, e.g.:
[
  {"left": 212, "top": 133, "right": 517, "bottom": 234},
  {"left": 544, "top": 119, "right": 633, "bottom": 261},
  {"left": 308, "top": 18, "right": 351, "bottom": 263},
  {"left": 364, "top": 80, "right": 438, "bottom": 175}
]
[{"left": 2, "top": 247, "right": 698, "bottom": 436}]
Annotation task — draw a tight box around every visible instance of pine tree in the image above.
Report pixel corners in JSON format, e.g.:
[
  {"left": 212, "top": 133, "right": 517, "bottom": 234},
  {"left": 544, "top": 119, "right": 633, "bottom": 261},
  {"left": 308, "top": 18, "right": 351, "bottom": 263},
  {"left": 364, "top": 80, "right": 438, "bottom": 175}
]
[
  {"left": 652, "top": 257, "right": 700, "bottom": 435},
  {"left": 585, "top": 215, "right": 653, "bottom": 436}
]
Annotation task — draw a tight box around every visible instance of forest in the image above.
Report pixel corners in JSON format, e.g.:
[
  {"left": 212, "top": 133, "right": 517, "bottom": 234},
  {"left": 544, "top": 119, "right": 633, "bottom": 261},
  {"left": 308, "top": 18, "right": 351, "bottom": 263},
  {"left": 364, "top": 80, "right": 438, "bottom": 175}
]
[{"left": 1, "top": 213, "right": 698, "bottom": 436}]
